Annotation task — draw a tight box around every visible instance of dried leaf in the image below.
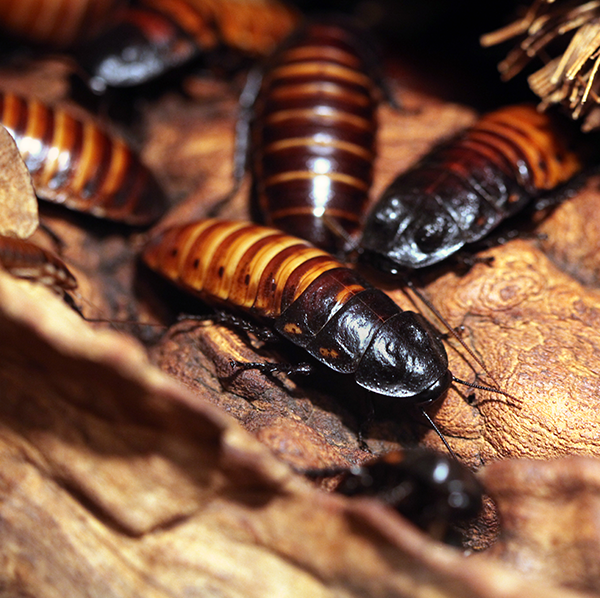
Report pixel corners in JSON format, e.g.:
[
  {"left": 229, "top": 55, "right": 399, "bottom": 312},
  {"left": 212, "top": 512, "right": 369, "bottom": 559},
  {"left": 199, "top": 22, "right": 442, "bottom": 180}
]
[
  {"left": 0, "top": 272, "right": 592, "bottom": 598},
  {"left": 0, "top": 124, "right": 38, "bottom": 238},
  {"left": 476, "top": 457, "right": 600, "bottom": 593}
]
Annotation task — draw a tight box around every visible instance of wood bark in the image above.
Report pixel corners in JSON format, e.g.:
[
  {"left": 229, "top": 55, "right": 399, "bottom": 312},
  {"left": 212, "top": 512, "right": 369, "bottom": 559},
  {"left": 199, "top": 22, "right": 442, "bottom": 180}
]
[{"left": 0, "top": 24, "right": 599, "bottom": 597}]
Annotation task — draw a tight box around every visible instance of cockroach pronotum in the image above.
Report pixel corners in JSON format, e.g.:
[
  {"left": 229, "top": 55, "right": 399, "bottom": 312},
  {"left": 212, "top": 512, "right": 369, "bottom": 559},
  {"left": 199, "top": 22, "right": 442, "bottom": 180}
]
[
  {"left": 0, "top": 92, "right": 167, "bottom": 225},
  {"left": 75, "top": 0, "right": 299, "bottom": 93},
  {"left": 142, "top": 218, "right": 508, "bottom": 452},
  {"left": 0, "top": 0, "right": 123, "bottom": 49},
  {"left": 0, "top": 234, "right": 77, "bottom": 295},
  {"left": 359, "top": 103, "right": 588, "bottom": 274},
  {"left": 244, "top": 17, "right": 382, "bottom": 254},
  {"left": 333, "top": 449, "right": 483, "bottom": 539}
]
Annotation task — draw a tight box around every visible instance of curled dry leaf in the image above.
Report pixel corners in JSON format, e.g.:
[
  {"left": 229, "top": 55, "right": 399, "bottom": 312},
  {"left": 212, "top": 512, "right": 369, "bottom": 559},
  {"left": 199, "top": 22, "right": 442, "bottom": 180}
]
[
  {"left": 476, "top": 457, "right": 600, "bottom": 593},
  {"left": 0, "top": 124, "right": 38, "bottom": 238},
  {"left": 0, "top": 271, "right": 593, "bottom": 598}
]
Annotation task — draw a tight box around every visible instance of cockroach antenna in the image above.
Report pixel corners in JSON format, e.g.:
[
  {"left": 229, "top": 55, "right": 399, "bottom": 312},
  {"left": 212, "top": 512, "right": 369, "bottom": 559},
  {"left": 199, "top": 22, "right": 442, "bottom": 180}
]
[
  {"left": 451, "top": 375, "right": 521, "bottom": 408},
  {"left": 419, "top": 407, "right": 458, "bottom": 461}
]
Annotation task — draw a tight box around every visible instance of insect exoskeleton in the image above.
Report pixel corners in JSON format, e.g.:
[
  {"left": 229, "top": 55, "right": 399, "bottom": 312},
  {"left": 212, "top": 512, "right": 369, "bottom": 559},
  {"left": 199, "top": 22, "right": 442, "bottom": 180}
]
[
  {"left": 335, "top": 448, "right": 483, "bottom": 534},
  {"left": 0, "top": 0, "right": 124, "bottom": 48},
  {"left": 0, "top": 235, "right": 77, "bottom": 294},
  {"left": 0, "top": 92, "right": 167, "bottom": 225},
  {"left": 75, "top": 0, "right": 300, "bottom": 92},
  {"left": 248, "top": 17, "right": 381, "bottom": 253},
  {"left": 359, "top": 103, "right": 587, "bottom": 274},
  {"left": 141, "top": 218, "right": 451, "bottom": 404}
]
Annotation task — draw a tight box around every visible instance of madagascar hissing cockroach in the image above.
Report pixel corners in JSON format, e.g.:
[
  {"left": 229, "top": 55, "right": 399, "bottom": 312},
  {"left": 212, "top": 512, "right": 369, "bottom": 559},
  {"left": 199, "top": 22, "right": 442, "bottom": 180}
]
[
  {"left": 0, "top": 0, "right": 123, "bottom": 49},
  {"left": 76, "top": 0, "right": 299, "bottom": 93},
  {"left": 0, "top": 234, "right": 77, "bottom": 295},
  {"left": 359, "top": 103, "right": 589, "bottom": 274},
  {"left": 244, "top": 17, "right": 382, "bottom": 254},
  {"left": 0, "top": 92, "right": 167, "bottom": 225},
  {"left": 142, "top": 218, "right": 507, "bottom": 451},
  {"left": 333, "top": 449, "right": 483, "bottom": 538}
]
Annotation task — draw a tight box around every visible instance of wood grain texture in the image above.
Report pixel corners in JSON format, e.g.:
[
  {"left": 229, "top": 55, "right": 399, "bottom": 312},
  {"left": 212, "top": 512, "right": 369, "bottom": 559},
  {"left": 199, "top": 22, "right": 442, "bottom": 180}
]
[{"left": 0, "top": 34, "right": 599, "bottom": 597}]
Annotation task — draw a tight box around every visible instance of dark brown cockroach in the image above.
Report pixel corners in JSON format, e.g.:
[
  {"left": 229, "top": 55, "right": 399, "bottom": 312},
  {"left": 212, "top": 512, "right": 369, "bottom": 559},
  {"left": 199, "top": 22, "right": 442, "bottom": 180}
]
[
  {"left": 244, "top": 18, "right": 382, "bottom": 254},
  {"left": 0, "top": 234, "right": 77, "bottom": 295},
  {"left": 75, "top": 0, "right": 299, "bottom": 93},
  {"left": 0, "top": 0, "right": 124, "bottom": 49},
  {"left": 0, "top": 92, "right": 167, "bottom": 225},
  {"left": 142, "top": 218, "right": 509, "bottom": 454},
  {"left": 333, "top": 449, "right": 483, "bottom": 539},
  {"left": 359, "top": 103, "right": 588, "bottom": 274}
]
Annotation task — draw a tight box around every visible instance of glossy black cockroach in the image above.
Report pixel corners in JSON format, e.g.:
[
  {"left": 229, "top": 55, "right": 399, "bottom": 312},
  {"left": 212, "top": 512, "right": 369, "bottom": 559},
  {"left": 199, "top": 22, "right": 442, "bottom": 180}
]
[
  {"left": 333, "top": 449, "right": 483, "bottom": 538},
  {"left": 0, "top": 91, "right": 167, "bottom": 225},
  {"left": 359, "top": 103, "right": 588, "bottom": 274},
  {"left": 242, "top": 17, "right": 383, "bottom": 254},
  {"left": 0, "top": 234, "right": 77, "bottom": 295},
  {"left": 75, "top": 0, "right": 299, "bottom": 93},
  {"left": 0, "top": 0, "right": 123, "bottom": 49},
  {"left": 142, "top": 218, "right": 507, "bottom": 452}
]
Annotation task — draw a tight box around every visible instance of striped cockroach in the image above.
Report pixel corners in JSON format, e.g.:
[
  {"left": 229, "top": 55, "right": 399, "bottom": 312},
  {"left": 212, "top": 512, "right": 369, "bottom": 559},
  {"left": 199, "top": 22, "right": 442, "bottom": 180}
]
[
  {"left": 359, "top": 104, "right": 589, "bottom": 274},
  {"left": 0, "top": 0, "right": 123, "bottom": 49},
  {"left": 243, "top": 17, "right": 383, "bottom": 254},
  {"left": 76, "top": 0, "right": 299, "bottom": 93},
  {"left": 142, "top": 218, "right": 508, "bottom": 452},
  {"left": 0, "top": 234, "right": 77, "bottom": 295},
  {"left": 0, "top": 92, "right": 167, "bottom": 225}
]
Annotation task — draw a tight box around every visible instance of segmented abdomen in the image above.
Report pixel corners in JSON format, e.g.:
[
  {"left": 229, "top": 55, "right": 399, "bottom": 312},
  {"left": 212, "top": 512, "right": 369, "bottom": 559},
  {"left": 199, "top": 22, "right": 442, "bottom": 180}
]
[
  {"left": 141, "top": 218, "right": 361, "bottom": 319},
  {"left": 252, "top": 20, "right": 378, "bottom": 252},
  {"left": 149, "top": 0, "right": 299, "bottom": 55},
  {"left": 360, "top": 103, "right": 587, "bottom": 271},
  {"left": 443, "top": 103, "right": 583, "bottom": 195},
  {"left": 0, "top": 0, "right": 123, "bottom": 48},
  {"left": 0, "top": 92, "right": 166, "bottom": 225},
  {"left": 0, "top": 235, "right": 77, "bottom": 293}
]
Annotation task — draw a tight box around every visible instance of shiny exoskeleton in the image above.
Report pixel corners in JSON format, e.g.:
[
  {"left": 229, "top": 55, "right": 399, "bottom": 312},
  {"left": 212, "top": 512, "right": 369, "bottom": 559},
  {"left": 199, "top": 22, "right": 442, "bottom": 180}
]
[
  {"left": 335, "top": 449, "right": 483, "bottom": 536},
  {"left": 76, "top": 0, "right": 299, "bottom": 92},
  {"left": 249, "top": 19, "right": 380, "bottom": 253},
  {"left": 142, "top": 218, "right": 451, "bottom": 403},
  {"left": 0, "top": 235, "right": 77, "bottom": 294},
  {"left": 0, "top": 0, "right": 123, "bottom": 48},
  {"left": 360, "top": 104, "right": 586, "bottom": 274},
  {"left": 0, "top": 92, "right": 167, "bottom": 225}
]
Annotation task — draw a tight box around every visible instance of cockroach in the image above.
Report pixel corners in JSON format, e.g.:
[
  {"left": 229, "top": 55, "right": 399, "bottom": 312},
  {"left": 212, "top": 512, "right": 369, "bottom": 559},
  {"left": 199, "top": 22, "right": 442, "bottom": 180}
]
[
  {"left": 0, "top": 0, "right": 123, "bottom": 49},
  {"left": 142, "top": 218, "right": 509, "bottom": 452},
  {"left": 0, "top": 92, "right": 167, "bottom": 225},
  {"left": 0, "top": 234, "right": 77, "bottom": 295},
  {"left": 244, "top": 17, "right": 382, "bottom": 254},
  {"left": 333, "top": 449, "right": 483, "bottom": 538},
  {"left": 359, "top": 103, "right": 588, "bottom": 274},
  {"left": 75, "top": 0, "right": 299, "bottom": 93}
]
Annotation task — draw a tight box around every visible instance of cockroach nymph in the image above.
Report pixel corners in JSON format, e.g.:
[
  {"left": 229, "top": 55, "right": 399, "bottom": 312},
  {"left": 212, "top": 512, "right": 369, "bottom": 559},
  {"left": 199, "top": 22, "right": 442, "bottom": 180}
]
[
  {"left": 0, "top": 0, "right": 124, "bottom": 49},
  {"left": 243, "top": 17, "right": 384, "bottom": 254},
  {"left": 0, "top": 92, "right": 167, "bottom": 225},
  {"left": 359, "top": 104, "right": 587, "bottom": 274},
  {"left": 0, "top": 234, "right": 77, "bottom": 295},
  {"left": 333, "top": 449, "right": 483, "bottom": 539},
  {"left": 75, "top": 0, "right": 299, "bottom": 93}
]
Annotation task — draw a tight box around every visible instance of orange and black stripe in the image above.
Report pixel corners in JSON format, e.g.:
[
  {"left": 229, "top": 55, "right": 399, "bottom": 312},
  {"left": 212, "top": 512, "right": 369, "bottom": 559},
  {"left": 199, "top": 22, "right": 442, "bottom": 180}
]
[
  {"left": 0, "top": 92, "right": 166, "bottom": 225},
  {"left": 0, "top": 235, "right": 77, "bottom": 293},
  {"left": 0, "top": 0, "right": 123, "bottom": 48},
  {"left": 142, "top": 218, "right": 352, "bottom": 319},
  {"left": 76, "top": 0, "right": 299, "bottom": 91},
  {"left": 251, "top": 19, "right": 379, "bottom": 253},
  {"left": 142, "top": 218, "right": 451, "bottom": 403},
  {"left": 360, "top": 103, "right": 589, "bottom": 271}
]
